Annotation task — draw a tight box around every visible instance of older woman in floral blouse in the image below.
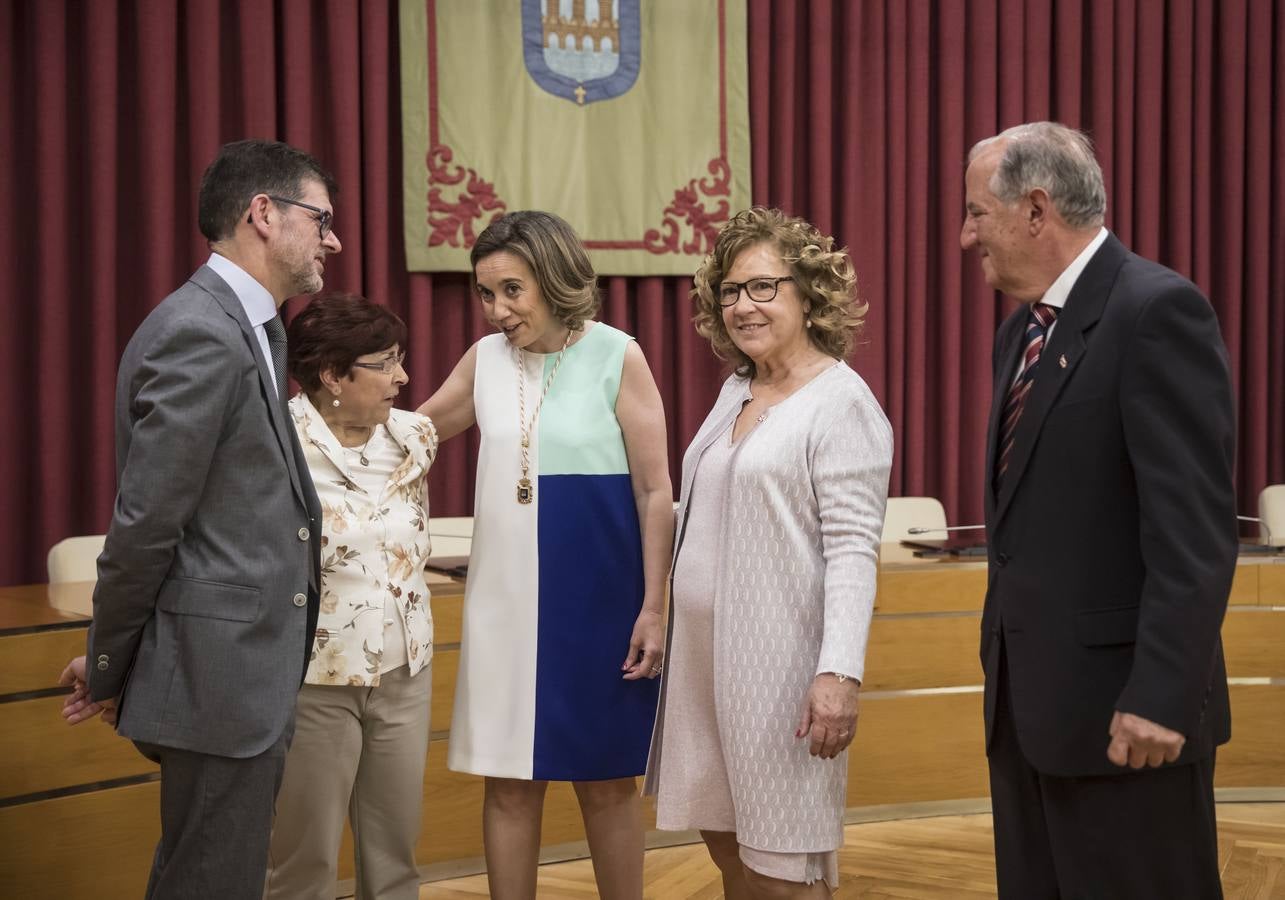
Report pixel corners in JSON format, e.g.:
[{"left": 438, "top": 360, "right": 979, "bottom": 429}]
[{"left": 263, "top": 293, "right": 439, "bottom": 900}]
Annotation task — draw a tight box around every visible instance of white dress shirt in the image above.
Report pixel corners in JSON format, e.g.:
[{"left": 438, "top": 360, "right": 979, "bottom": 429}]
[
  {"left": 1012, "top": 226, "right": 1109, "bottom": 383},
  {"left": 205, "top": 252, "right": 281, "bottom": 398}
]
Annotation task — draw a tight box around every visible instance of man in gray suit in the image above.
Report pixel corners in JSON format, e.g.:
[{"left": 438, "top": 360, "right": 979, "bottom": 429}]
[{"left": 59, "top": 139, "right": 339, "bottom": 898}]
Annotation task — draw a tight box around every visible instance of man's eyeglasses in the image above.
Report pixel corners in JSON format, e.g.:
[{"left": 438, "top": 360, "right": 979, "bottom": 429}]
[
  {"left": 350, "top": 351, "right": 406, "bottom": 375},
  {"left": 717, "top": 276, "right": 794, "bottom": 307},
  {"left": 249, "top": 195, "right": 334, "bottom": 239}
]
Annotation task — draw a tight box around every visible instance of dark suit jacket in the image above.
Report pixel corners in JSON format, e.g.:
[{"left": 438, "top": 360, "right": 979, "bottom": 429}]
[
  {"left": 87, "top": 265, "right": 322, "bottom": 759},
  {"left": 981, "top": 233, "right": 1237, "bottom": 777}
]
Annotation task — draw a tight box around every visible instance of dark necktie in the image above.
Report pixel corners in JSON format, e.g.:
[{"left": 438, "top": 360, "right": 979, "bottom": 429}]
[
  {"left": 996, "top": 303, "right": 1058, "bottom": 484},
  {"left": 264, "top": 314, "right": 288, "bottom": 403}
]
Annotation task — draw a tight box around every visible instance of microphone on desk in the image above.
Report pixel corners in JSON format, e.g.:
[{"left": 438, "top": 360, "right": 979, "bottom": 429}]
[{"left": 906, "top": 524, "right": 987, "bottom": 535}]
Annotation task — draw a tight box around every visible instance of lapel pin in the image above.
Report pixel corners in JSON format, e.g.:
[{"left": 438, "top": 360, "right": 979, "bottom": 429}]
[{"left": 1058, "top": 354, "right": 1067, "bottom": 368}]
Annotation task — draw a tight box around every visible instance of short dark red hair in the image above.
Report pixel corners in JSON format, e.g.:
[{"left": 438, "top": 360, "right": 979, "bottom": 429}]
[{"left": 287, "top": 293, "right": 408, "bottom": 392}]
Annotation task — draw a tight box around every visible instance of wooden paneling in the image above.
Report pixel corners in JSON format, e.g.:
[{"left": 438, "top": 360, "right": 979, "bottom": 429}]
[
  {"left": 847, "top": 691, "right": 990, "bottom": 807},
  {"left": 414, "top": 741, "right": 487, "bottom": 864},
  {"left": 0, "top": 695, "right": 157, "bottom": 800},
  {"left": 431, "top": 591, "right": 463, "bottom": 646},
  {"left": 863, "top": 615, "right": 983, "bottom": 690},
  {"left": 843, "top": 682, "right": 1285, "bottom": 811},
  {"left": 0, "top": 582, "right": 90, "bottom": 630},
  {"left": 1222, "top": 609, "right": 1285, "bottom": 677},
  {"left": 876, "top": 563, "right": 988, "bottom": 614},
  {"left": 862, "top": 605, "right": 1283, "bottom": 693},
  {"left": 874, "top": 552, "right": 1285, "bottom": 614},
  {"left": 1219, "top": 685, "right": 1285, "bottom": 788},
  {"left": 430, "top": 649, "right": 459, "bottom": 732},
  {"left": 1259, "top": 563, "right": 1285, "bottom": 605},
  {"left": 1228, "top": 564, "right": 1260, "bottom": 605},
  {"left": 334, "top": 737, "right": 490, "bottom": 876},
  {"left": 0, "top": 628, "right": 87, "bottom": 696},
  {"left": 0, "top": 781, "right": 160, "bottom": 900},
  {"left": 860, "top": 603, "right": 1283, "bottom": 695}
]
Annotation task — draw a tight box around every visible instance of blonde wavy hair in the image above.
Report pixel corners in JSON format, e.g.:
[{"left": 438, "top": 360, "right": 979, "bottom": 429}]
[
  {"left": 470, "top": 210, "right": 599, "bottom": 331},
  {"left": 693, "top": 207, "right": 865, "bottom": 378}
]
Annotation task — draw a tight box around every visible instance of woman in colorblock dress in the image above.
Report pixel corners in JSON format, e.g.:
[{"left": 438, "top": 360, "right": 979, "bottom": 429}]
[{"left": 419, "top": 210, "right": 672, "bottom": 900}]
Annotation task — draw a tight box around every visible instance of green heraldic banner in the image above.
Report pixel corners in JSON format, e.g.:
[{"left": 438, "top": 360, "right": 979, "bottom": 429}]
[{"left": 400, "top": 0, "right": 750, "bottom": 276}]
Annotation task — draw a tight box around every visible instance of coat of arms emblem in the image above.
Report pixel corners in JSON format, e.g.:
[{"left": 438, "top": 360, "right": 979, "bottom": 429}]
[{"left": 522, "top": 0, "right": 641, "bottom": 106}]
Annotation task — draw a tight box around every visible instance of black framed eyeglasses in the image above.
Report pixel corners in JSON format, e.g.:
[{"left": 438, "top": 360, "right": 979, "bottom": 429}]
[
  {"left": 717, "top": 276, "right": 794, "bottom": 307},
  {"left": 250, "top": 195, "right": 333, "bottom": 239},
  {"left": 350, "top": 351, "right": 406, "bottom": 375}
]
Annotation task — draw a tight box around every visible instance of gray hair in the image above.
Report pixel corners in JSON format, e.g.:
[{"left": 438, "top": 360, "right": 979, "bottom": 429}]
[{"left": 969, "top": 122, "right": 1107, "bottom": 229}]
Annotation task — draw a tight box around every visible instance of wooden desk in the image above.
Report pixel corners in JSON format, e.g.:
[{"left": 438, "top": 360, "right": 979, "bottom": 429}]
[
  {"left": 850, "top": 546, "right": 1285, "bottom": 810},
  {"left": 2, "top": 552, "right": 1282, "bottom": 898}
]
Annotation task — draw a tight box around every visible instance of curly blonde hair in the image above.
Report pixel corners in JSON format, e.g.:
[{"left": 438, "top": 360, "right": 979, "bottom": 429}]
[{"left": 693, "top": 207, "right": 865, "bottom": 378}]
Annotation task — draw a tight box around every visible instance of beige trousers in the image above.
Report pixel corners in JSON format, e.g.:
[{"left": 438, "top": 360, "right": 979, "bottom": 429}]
[{"left": 264, "top": 663, "right": 432, "bottom": 900}]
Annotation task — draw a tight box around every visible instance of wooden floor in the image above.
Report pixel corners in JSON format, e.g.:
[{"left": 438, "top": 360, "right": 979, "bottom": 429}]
[{"left": 412, "top": 803, "right": 1285, "bottom": 898}]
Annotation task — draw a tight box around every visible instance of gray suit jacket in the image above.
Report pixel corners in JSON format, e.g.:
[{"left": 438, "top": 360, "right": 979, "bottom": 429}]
[{"left": 88, "top": 265, "right": 322, "bottom": 758}]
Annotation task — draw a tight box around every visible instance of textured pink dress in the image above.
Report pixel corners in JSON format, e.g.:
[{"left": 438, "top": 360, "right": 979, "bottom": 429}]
[{"left": 655, "top": 416, "right": 838, "bottom": 888}]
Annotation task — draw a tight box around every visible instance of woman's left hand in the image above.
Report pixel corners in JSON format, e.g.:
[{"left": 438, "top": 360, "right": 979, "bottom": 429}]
[
  {"left": 796, "top": 672, "right": 861, "bottom": 759},
  {"left": 622, "top": 610, "right": 665, "bottom": 680}
]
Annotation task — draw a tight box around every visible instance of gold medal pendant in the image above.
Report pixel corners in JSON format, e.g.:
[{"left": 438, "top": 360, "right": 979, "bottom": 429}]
[{"left": 514, "top": 329, "right": 573, "bottom": 508}]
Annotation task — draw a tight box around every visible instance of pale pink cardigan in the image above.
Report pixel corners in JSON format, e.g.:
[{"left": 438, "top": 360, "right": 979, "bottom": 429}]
[{"left": 645, "top": 363, "right": 892, "bottom": 852}]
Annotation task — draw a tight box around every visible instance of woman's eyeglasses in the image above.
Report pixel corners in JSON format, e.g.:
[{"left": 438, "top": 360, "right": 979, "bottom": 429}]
[
  {"left": 351, "top": 351, "right": 406, "bottom": 375},
  {"left": 717, "top": 276, "right": 794, "bottom": 307}
]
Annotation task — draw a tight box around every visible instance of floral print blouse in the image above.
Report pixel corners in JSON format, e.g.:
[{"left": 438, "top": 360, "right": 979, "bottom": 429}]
[{"left": 290, "top": 393, "right": 439, "bottom": 687}]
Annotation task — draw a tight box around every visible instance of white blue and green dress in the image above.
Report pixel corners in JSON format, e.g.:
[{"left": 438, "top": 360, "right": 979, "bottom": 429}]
[{"left": 447, "top": 322, "right": 659, "bottom": 781}]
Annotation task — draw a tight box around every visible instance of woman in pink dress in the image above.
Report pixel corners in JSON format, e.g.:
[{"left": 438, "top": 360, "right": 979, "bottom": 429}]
[{"left": 646, "top": 208, "right": 892, "bottom": 898}]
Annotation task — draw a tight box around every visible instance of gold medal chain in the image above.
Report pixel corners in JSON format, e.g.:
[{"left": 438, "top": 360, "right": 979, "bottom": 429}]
[{"left": 515, "top": 328, "right": 574, "bottom": 503}]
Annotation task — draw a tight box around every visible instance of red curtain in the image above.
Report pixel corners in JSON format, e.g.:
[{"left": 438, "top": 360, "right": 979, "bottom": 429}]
[{"left": 2, "top": 0, "right": 1281, "bottom": 586}]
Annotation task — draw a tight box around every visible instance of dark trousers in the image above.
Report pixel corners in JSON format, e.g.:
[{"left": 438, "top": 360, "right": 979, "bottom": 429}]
[
  {"left": 988, "top": 652, "right": 1222, "bottom": 900},
  {"left": 136, "top": 723, "right": 292, "bottom": 900}
]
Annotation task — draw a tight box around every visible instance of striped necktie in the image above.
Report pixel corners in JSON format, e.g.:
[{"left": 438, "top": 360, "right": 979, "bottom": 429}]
[
  {"left": 996, "top": 302, "right": 1058, "bottom": 484},
  {"left": 264, "top": 314, "right": 288, "bottom": 403}
]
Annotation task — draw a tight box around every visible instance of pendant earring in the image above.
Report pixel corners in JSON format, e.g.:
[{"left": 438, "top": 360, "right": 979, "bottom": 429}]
[
  {"left": 805, "top": 318, "right": 813, "bottom": 329},
  {"left": 332, "top": 397, "right": 341, "bottom": 408}
]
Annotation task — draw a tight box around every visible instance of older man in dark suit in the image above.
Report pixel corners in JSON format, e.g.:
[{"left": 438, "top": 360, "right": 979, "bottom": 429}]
[
  {"left": 59, "top": 139, "right": 338, "bottom": 898},
  {"left": 961, "top": 122, "right": 1237, "bottom": 899}
]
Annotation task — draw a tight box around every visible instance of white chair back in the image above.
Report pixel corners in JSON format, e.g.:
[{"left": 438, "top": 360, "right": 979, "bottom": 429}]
[
  {"left": 881, "top": 497, "right": 948, "bottom": 543},
  {"left": 429, "top": 516, "right": 474, "bottom": 558},
  {"left": 46, "top": 535, "right": 106, "bottom": 584},
  {"left": 46, "top": 535, "right": 105, "bottom": 616},
  {"left": 1259, "top": 485, "right": 1285, "bottom": 547}
]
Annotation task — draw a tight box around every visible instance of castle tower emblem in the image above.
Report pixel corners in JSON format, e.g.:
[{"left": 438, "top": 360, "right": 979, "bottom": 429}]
[{"left": 522, "top": 0, "right": 641, "bottom": 105}]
